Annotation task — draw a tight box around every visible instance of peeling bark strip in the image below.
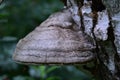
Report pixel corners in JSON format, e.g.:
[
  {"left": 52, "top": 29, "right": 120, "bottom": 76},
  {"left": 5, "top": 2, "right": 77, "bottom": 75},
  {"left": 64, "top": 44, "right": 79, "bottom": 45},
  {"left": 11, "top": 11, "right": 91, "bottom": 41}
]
[
  {"left": 66, "top": 0, "right": 120, "bottom": 80},
  {"left": 67, "top": 0, "right": 84, "bottom": 30},
  {"left": 94, "top": 10, "right": 110, "bottom": 41},
  {"left": 102, "top": 0, "right": 120, "bottom": 56},
  {"left": 102, "top": 0, "right": 120, "bottom": 79}
]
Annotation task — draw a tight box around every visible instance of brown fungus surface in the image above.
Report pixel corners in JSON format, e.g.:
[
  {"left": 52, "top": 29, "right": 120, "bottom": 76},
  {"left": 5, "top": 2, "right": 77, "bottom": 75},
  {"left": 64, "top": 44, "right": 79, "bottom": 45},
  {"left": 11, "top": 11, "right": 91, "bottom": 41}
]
[{"left": 13, "top": 9, "right": 95, "bottom": 65}]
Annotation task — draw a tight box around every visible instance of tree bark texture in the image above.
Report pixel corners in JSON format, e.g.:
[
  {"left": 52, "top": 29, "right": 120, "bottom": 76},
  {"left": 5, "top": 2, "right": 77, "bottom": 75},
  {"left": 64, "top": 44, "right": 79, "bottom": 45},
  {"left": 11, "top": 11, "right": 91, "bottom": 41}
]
[{"left": 62, "top": 0, "right": 120, "bottom": 80}]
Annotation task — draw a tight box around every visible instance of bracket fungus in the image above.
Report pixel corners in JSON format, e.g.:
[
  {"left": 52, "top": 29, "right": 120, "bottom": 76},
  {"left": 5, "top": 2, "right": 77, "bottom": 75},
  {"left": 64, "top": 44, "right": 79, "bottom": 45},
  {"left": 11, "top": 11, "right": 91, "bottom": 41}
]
[{"left": 13, "top": 9, "right": 95, "bottom": 65}]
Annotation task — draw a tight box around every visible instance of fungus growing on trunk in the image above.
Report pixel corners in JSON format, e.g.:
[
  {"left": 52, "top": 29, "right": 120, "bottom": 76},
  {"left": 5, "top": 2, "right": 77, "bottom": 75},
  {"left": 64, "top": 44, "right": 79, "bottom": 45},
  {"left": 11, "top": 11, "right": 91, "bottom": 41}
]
[{"left": 12, "top": 9, "right": 95, "bottom": 65}]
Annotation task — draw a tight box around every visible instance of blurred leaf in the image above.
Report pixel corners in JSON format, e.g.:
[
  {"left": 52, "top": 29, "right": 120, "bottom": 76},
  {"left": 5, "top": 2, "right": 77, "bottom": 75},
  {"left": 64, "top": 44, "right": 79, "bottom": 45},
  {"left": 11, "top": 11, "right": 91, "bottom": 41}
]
[
  {"left": 39, "top": 66, "right": 46, "bottom": 78},
  {"left": 13, "top": 76, "right": 34, "bottom": 80},
  {"left": 0, "top": 37, "right": 18, "bottom": 70},
  {"left": 46, "top": 66, "right": 59, "bottom": 74},
  {"left": 46, "top": 76, "right": 61, "bottom": 80}
]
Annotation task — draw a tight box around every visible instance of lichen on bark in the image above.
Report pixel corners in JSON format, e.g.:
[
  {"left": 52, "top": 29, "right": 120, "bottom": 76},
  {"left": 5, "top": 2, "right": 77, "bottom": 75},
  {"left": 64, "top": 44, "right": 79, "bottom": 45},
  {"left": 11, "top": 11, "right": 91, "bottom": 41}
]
[
  {"left": 102, "top": 0, "right": 120, "bottom": 57},
  {"left": 65, "top": 0, "right": 120, "bottom": 80}
]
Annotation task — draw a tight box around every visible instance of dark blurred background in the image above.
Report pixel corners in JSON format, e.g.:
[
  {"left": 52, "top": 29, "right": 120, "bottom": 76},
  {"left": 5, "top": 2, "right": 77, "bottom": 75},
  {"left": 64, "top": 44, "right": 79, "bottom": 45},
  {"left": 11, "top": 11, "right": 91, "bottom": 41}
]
[{"left": 0, "top": 0, "right": 93, "bottom": 80}]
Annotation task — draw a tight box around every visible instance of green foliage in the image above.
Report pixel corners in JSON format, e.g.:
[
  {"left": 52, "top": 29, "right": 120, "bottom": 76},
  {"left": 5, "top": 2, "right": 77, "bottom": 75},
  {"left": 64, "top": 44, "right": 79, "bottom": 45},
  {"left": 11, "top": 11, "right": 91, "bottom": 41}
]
[{"left": 0, "top": 0, "right": 63, "bottom": 38}]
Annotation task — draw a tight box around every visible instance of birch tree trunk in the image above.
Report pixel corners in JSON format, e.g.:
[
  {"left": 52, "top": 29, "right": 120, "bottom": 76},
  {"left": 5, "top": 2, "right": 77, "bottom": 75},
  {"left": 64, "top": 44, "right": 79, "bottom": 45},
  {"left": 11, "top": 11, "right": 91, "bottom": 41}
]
[{"left": 61, "top": 0, "right": 120, "bottom": 80}]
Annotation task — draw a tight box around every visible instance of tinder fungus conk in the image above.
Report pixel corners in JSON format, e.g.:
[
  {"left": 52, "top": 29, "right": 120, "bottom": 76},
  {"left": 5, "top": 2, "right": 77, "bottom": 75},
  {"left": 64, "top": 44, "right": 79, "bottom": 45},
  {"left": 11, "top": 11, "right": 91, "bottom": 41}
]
[{"left": 13, "top": 10, "right": 95, "bottom": 64}]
